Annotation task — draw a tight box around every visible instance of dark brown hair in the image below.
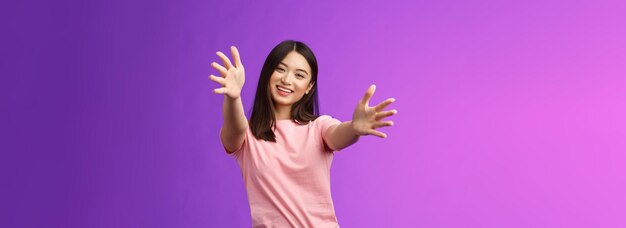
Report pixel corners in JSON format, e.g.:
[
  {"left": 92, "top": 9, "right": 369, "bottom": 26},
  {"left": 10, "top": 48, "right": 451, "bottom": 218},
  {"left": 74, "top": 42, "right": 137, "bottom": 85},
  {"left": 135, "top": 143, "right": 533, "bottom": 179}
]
[{"left": 249, "top": 40, "right": 320, "bottom": 142}]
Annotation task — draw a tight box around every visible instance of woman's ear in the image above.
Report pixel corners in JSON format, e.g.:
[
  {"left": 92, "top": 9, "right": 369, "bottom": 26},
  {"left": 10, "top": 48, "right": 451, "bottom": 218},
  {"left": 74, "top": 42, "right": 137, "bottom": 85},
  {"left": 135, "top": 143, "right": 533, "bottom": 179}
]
[{"left": 306, "top": 82, "right": 315, "bottom": 94}]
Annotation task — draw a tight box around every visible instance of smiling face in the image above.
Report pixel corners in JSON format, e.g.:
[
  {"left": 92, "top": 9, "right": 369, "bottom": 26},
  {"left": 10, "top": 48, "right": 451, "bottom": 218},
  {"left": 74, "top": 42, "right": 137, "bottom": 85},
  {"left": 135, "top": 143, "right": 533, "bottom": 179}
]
[{"left": 269, "top": 51, "right": 315, "bottom": 109}]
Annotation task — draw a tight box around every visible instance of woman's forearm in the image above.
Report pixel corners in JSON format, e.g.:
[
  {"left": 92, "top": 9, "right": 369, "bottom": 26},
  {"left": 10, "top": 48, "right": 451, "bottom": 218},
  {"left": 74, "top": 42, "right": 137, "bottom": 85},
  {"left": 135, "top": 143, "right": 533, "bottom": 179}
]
[
  {"left": 220, "top": 96, "right": 248, "bottom": 153},
  {"left": 222, "top": 96, "right": 248, "bottom": 135},
  {"left": 325, "top": 121, "right": 360, "bottom": 151}
]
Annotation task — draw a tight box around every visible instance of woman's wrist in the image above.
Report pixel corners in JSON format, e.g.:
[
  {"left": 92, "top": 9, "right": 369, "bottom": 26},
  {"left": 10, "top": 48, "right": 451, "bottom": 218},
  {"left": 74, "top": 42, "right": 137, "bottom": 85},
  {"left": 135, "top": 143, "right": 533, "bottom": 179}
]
[{"left": 348, "top": 120, "right": 363, "bottom": 137}]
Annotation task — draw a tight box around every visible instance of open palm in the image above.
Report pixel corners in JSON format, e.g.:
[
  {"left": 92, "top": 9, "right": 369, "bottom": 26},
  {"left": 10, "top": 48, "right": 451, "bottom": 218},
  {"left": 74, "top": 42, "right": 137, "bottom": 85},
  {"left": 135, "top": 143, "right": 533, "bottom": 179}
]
[
  {"left": 352, "top": 85, "right": 397, "bottom": 138},
  {"left": 209, "top": 46, "right": 245, "bottom": 99}
]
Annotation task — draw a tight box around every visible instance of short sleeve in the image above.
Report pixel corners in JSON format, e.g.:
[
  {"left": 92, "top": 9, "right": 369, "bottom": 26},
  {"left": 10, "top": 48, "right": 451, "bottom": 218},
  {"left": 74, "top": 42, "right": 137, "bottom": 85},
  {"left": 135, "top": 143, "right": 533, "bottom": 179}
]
[
  {"left": 219, "top": 127, "right": 247, "bottom": 158},
  {"left": 316, "top": 115, "right": 342, "bottom": 151}
]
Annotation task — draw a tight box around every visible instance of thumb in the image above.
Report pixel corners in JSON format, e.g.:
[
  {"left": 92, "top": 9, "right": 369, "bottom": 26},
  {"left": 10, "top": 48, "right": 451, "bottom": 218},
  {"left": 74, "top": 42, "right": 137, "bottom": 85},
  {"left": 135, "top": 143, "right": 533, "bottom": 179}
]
[{"left": 360, "top": 84, "right": 376, "bottom": 106}]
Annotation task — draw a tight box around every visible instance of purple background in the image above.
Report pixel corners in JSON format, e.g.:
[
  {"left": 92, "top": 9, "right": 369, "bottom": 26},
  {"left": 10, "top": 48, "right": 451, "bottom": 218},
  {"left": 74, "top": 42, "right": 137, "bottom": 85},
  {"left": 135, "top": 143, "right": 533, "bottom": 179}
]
[{"left": 2, "top": 0, "right": 625, "bottom": 227}]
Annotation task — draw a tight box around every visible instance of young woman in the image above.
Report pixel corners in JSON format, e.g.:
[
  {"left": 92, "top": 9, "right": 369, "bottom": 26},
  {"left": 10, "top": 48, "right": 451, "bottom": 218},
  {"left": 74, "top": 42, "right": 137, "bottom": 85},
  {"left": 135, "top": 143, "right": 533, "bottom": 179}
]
[{"left": 209, "top": 40, "right": 397, "bottom": 227}]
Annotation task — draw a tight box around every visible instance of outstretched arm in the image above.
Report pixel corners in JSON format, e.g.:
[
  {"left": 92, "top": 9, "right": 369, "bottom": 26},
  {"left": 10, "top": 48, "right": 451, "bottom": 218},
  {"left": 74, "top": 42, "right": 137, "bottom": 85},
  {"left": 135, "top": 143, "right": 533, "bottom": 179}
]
[
  {"left": 324, "top": 85, "right": 397, "bottom": 151},
  {"left": 209, "top": 46, "right": 248, "bottom": 153}
]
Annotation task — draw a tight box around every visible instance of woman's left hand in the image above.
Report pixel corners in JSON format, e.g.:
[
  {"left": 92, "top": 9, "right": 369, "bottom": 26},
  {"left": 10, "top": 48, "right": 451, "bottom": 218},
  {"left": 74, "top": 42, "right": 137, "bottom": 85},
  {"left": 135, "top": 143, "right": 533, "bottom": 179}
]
[{"left": 351, "top": 85, "right": 397, "bottom": 138}]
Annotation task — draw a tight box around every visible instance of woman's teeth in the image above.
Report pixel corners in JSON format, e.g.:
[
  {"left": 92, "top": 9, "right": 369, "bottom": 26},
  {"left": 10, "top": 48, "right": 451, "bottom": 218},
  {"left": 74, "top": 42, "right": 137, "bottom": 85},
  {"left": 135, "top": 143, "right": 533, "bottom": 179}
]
[{"left": 277, "top": 86, "right": 293, "bottom": 93}]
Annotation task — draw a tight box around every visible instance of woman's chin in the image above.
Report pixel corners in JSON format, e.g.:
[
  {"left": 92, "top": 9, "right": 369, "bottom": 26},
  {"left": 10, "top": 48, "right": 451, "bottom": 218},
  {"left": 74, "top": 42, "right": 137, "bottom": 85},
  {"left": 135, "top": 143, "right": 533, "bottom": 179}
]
[
  {"left": 273, "top": 100, "right": 293, "bottom": 107},
  {"left": 271, "top": 95, "right": 292, "bottom": 106}
]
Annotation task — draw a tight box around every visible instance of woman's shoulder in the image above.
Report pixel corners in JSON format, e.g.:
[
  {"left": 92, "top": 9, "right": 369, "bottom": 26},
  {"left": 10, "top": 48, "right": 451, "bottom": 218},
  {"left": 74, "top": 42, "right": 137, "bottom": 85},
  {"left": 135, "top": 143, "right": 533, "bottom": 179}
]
[
  {"left": 315, "top": 114, "right": 333, "bottom": 121},
  {"left": 312, "top": 114, "right": 341, "bottom": 128},
  {"left": 303, "top": 115, "right": 334, "bottom": 125}
]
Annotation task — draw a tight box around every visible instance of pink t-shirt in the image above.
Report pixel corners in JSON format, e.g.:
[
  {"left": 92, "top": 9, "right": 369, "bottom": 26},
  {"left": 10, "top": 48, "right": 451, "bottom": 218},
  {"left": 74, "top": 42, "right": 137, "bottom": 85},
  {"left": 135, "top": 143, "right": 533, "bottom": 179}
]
[{"left": 225, "top": 115, "right": 342, "bottom": 228}]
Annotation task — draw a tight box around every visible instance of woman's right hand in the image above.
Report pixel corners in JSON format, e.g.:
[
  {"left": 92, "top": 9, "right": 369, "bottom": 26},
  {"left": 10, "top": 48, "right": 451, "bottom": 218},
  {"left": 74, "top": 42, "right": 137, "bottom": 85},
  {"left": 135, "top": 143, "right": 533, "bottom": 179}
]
[{"left": 209, "top": 46, "right": 245, "bottom": 99}]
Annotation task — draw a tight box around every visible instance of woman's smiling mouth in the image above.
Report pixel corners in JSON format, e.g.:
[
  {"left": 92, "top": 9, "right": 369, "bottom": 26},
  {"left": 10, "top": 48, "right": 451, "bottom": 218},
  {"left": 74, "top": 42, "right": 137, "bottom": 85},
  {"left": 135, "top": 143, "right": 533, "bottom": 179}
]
[{"left": 276, "top": 85, "right": 293, "bottom": 96}]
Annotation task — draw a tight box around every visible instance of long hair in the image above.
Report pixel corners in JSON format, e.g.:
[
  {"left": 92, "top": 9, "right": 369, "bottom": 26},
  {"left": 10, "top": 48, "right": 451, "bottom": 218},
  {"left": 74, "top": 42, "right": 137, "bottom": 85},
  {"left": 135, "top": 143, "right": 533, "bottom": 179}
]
[{"left": 249, "top": 40, "right": 320, "bottom": 142}]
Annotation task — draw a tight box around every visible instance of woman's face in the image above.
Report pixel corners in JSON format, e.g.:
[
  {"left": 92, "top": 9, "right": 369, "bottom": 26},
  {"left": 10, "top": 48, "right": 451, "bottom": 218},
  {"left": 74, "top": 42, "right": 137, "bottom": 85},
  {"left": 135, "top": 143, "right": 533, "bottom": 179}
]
[{"left": 269, "top": 51, "right": 314, "bottom": 108}]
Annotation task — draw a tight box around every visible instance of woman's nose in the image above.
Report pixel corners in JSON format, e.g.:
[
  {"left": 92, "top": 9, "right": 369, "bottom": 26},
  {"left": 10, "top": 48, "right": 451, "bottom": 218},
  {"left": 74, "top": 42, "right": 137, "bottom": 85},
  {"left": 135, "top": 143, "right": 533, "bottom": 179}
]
[{"left": 280, "top": 73, "right": 292, "bottom": 84}]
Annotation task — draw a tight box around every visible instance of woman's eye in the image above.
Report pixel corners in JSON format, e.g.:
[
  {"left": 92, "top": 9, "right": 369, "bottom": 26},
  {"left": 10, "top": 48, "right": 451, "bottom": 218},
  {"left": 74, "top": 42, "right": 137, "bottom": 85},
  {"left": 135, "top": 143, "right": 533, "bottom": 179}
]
[
  {"left": 276, "top": 68, "right": 285, "bottom": 72},
  {"left": 296, "top": 74, "right": 304, "bottom": 78}
]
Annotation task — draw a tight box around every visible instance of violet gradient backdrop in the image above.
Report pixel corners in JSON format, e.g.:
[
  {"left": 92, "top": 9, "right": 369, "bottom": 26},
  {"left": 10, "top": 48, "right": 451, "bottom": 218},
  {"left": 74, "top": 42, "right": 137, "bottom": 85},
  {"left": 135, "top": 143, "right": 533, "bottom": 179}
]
[{"left": 2, "top": 0, "right": 626, "bottom": 227}]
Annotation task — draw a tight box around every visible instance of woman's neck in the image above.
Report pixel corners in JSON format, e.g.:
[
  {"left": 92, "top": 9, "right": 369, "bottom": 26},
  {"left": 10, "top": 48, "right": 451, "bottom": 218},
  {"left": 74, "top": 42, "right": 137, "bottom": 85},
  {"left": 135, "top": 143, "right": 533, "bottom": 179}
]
[{"left": 274, "top": 105, "right": 292, "bottom": 120}]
